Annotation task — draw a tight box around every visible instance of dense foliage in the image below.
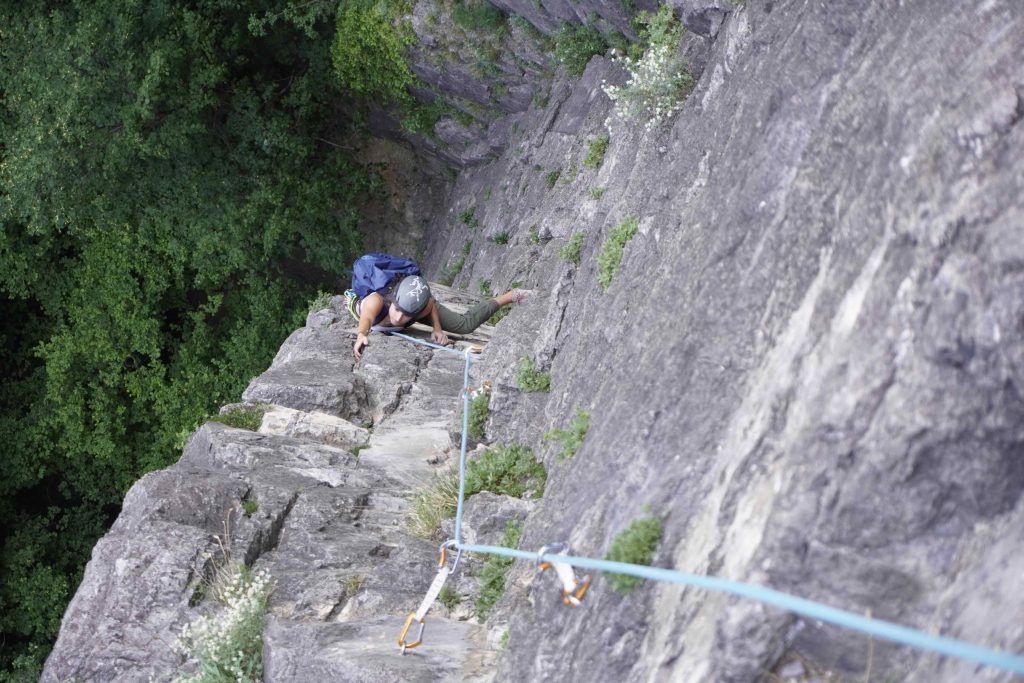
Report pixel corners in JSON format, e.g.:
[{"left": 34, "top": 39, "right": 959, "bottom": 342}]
[{"left": 0, "top": 0, "right": 393, "bottom": 676}]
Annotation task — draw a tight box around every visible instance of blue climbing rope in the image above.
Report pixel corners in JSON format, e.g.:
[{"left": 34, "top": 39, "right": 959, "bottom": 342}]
[{"left": 390, "top": 331, "right": 1024, "bottom": 675}]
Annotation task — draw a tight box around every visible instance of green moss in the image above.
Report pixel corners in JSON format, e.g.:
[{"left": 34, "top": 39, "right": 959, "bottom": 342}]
[
  {"left": 515, "top": 357, "right": 551, "bottom": 392},
  {"left": 529, "top": 224, "right": 541, "bottom": 243},
  {"left": 465, "top": 444, "right": 547, "bottom": 499},
  {"left": 491, "top": 231, "right": 510, "bottom": 245},
  {"left": 588, "top": 186, "right": 606, "bottom": 200},
  {"left": 604, "top": 516, "right": 663, "bottom": 594},
  {"left": 242, "top": 499, "right": 259, "bottom": 516},
  {"left": 545, "top": 408, "right": 590, "bottom": 460},
  {"left": 597, "top": 216, "right": 639, "bottom": 290}
]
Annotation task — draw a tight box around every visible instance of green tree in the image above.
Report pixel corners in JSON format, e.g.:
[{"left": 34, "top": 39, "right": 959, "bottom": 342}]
[{"left": 0, "top": 0, "right": 387, "bottom": 675}]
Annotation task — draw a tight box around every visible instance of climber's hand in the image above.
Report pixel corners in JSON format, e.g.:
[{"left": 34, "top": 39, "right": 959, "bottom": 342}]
[
  {"left": 431, "top": 329, "right": 449, "bottom": 346},
  {"left": 354, "top": 332, "right": 369, "bottom": 361}
]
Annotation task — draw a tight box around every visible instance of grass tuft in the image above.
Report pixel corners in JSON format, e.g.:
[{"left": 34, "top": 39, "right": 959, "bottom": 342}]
[
  {"left": 459, "top": 205, "right": 480, "bottom": 229},
  {"left": 407, "top": 469, "right": 460, "bottom": 539},
  {"left": 209, "top": 404, "right": 268, "bottom": 431}
]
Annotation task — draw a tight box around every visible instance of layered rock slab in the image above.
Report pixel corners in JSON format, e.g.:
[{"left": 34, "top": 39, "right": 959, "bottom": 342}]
[{"left": 43, "top": 308, "right": 491, "bottom": 682}]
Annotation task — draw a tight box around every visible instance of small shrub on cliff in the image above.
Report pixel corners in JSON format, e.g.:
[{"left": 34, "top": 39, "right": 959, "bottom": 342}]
[
  {"left": 474, "top": 520, "right": 523, "bottom": 620},
  {"left": 466, "top": 444, "right": 547, "bottom": 499},
  {"left": 175, "top": 564, "right": 272, "bottom": 682},
  {"left": 602, "top": 5, "right": 693, "bottom": 131},
  {"left": 559, "top": 232, "right": 586, "bottom": 265},
  {"left": 603, "top": 516, "right": 663, "bottom": 595},
  {"left": 516, "top": 357, "right": 551, "bottom": 392},
  {"left": 307, "top": 290, "right": 334, "bottom": 313},
  {"left": 545, "top": 408, "right": 591, "bottom": 460},
  {"left": 583, "top": 133, "right": 610, "bottom": 169},
  {"left": 467, "top": 391, "right": 490, "bottom": 442},
  {"left": 597, "top": 216, "right": 639, "bottom": 290},
  {"left": 555, "top": 23, "right": 608, "bottom": 76}
]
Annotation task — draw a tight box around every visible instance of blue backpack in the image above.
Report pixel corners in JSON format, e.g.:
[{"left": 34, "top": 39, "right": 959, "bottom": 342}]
[{"left": 351, "top": 252, "right": 422, "bottom": 299}]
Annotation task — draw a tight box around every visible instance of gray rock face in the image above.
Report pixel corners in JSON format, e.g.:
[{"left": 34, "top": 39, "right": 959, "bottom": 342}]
[
  {"left": 670, "top": 0, "right": 731, "bottom": 38},
  {"left": 419, "top": 2, "right": 1024, "bottom": 682},
  {"left": 46, "top": 1, "right": 1024, "bottom": 682},
  {"left": 42, "top": 311, "right": 494, "bottom": 682}
]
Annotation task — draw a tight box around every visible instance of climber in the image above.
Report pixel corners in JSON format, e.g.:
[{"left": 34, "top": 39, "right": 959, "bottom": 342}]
[{"left": 348, "top": 256, "right": 531, "bottom": 360}]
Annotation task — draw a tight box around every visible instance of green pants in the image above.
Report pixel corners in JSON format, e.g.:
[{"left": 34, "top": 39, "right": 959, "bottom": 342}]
[{"left": 435, "top": 300, "right": 500, "bottom": 334}]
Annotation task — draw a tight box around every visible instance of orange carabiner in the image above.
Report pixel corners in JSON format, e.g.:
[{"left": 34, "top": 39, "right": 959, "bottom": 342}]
[
  {"left": 438, "top": 540, "right": 462, "bottom": 574},
  {"left": 536, "top": 544, "right": 590, "bottom": 608},
  {"left": 398, "top": 612, "right": 426, "bottom": 653},
  {"left": 562, "top": 573, "right": 592, "bottom": 607}
]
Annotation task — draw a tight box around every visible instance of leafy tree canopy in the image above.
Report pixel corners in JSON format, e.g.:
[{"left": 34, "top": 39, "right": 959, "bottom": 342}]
[{"left": 0, "top": 0, "right": 391, "bottom": 676}]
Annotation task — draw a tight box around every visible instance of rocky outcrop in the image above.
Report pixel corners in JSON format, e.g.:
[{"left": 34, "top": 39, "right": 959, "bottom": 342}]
[
  {"left": 41, "top": 303, "right": 499, "bottom": 682},
  {"left": 45, "top": 1, "right": 1024, "bottom": 682}
]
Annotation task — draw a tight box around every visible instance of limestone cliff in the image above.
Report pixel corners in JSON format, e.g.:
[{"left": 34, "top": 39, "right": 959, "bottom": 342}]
[{"left": 44, "top": 1, "right": 1024, "bottom": 682}]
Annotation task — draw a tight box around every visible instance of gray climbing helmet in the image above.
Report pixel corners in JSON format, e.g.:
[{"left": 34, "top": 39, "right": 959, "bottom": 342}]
[{"left": 395, "top": 276, "right": 431, "bottom": 315}]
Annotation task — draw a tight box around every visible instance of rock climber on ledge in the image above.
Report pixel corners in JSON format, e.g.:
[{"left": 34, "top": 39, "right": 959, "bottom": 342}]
[{"left": 347, "top": 252, "right": 530, "bottom": 360}]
